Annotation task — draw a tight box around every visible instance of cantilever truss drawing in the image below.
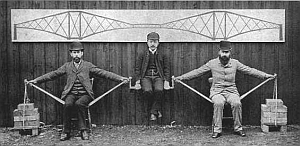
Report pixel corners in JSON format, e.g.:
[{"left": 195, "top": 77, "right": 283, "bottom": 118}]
[{"left": 12, "top": 9, "right": 285, "bottom": 42}]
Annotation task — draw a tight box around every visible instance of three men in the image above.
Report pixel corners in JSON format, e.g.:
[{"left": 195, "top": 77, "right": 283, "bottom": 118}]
[
  {"left": 29, "top": 42, "right": 128, "bottom": 141},
  {"left": 134, "top": 32, "right": 171, "bottom": 121},
  {"left": 29, "top": 36, "right": 274, "bottom": 140},
  {"left": 175, "top": 40, "right": 275, "bottom": 138}
]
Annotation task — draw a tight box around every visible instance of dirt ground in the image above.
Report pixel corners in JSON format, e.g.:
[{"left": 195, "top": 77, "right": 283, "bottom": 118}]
[{"left": 1, "top": 124, "right": 300, "bottom": 146}]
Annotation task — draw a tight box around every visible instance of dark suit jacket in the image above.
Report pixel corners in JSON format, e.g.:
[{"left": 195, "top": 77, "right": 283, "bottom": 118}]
[
  {"left": 34, "top": 60, "right": 123, "bottom": 100},
  {"left": 135, "top": 48, "right": 171, "bottom": 82}
]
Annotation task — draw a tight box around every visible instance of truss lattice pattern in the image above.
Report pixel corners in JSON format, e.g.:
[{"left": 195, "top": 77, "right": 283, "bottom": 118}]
[{"left": 14, "top": 11, "right": 283, "bottom": 40}]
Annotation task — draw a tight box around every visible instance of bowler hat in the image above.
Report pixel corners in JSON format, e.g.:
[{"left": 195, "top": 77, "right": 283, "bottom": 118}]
[
  {"left": 147, "top": 32, "right": 160, "bottom": 40},
  {"left": 219, "top": 40, "right": 232, "bottom": 51},
  {"left": 69, "top": 42, "right": 84, "bottom": 51}
]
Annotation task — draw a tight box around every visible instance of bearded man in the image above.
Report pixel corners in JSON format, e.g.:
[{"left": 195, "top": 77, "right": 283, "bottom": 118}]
[{"left": 175, "top": 40, "right": 275, "bottom": 138}]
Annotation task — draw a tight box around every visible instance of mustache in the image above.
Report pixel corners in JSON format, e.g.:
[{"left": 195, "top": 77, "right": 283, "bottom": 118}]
[{"left": 73, "top": 57, "right": 81, "bottom": 63}]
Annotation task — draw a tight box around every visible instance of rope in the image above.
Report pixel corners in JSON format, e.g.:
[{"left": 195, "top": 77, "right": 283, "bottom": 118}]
[{"left": 273, "top": 77, "right": 278, "bottom": 126}]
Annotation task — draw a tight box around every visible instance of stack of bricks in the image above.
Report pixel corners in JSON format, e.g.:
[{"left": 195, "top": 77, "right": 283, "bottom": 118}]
[
  {"left": 13, "top": 103, "right": 40, "bottom": 136},
  {"left": 261, "top": 99, "right": 287, "bottom": 132}
]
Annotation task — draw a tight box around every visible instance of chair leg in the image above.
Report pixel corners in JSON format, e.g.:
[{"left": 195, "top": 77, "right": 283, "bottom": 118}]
[{"left": 87, "top": 107, "right": 92, "bottom": 133}]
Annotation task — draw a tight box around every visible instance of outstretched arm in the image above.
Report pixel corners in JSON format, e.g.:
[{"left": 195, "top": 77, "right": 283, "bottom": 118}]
[
  {"left": 175, "top": 62, "right": 211, "bottom": 81},
  {"left": 237, "top": 61, "right": 275, "bottom": 79},
  {"left": 29, "top": 63, "right": 67, "bottom": 84},
  {"left": 90, "top": 65, "right": 128, "bottom": 82}
]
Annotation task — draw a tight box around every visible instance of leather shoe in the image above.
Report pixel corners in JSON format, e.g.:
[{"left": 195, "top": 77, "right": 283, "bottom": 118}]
[
  {"left": 150, "top": 114, "right": 157, "bottom": 121},
  {"left": 60, "top": 133, "right": 71, "bottom": 141},
  {"left": 212, "top": 132, "right": 221, "bottom": 138},
  {"left": 234, "top": 130, "right": 246, "bottom": 137},
  {"left": 81, "top": 130, "right": 89, "bottom": 140}
]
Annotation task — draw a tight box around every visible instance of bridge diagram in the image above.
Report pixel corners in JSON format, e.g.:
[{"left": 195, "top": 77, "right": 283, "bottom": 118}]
[{"left": 13, "top": 10, "right": 283, "bottom": 41}]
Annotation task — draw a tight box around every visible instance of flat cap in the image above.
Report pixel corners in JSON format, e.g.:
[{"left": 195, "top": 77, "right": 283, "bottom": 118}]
[{"left": 147, "top": 32, "right": 160, "bottom": 40}]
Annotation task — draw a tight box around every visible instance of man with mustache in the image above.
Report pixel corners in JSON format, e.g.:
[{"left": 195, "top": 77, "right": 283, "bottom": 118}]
[
  {"left": 29, "top": 42, "right": 128, "bottom": 141},
  {"left": 175, "top": 40, "right": 275, "bottom": 138},
  {"left": 134, "top": 32, "right": 171, "bottom": 122}
]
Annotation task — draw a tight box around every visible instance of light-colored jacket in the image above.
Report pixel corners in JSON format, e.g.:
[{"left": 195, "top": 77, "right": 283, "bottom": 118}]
[{"left": 179, "top": 58, "right": 268, "bottom": 97}]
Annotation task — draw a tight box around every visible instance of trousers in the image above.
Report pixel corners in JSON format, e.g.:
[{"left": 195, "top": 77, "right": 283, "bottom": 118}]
[
  {"left": 141, "top": 76, "right": 163, "bottom": 115},
  {"left": 63, "top": 94, "right": 92, "bottom": 133},
  {"left": 211, "top": 92, "right": 242, "bottom": 133}
]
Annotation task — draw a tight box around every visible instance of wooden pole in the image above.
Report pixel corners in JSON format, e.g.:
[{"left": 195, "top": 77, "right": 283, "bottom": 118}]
[
  {"left": 240, "top": 77, "right": 274, "bottom": 100},
  {"left": 176, "top": 80, "right": 213, "bottom": 103},
  {"left": 25, "top": 80, "right": 65, "bottom": 105},
  {"left": 89, "top": 81, "right": 126, "bottom": 107}
]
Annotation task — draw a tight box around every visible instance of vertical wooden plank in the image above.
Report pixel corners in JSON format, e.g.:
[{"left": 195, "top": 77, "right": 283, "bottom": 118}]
[
  {"left": 6, "top": 0, "right": 22, "bottom": 127},
  {"left": 104, "top": 42, "right": 112, "bottom": 124},
  {"left": 289, "top": 2, "right": 300, "bottom": 124},
  {"left": 173, "top": 43, "right": 184, "bottom": 125},
  {"left": 33, "top": 43, "right": 47, "bottom": 124},
  {"left": 122, "top": 43, "right": 134, "bottom": 125},
  {"left": 160, "top": 43, "right": 172, "bottom": 125},
  {"left": 197, "top": 43, "right": 213, "bottom": 126},
  {"left": 134, "top": 43, "right": 148, "bottom": 125},
  {"left": 111, "top": 43, "right": 122, "bottom": 125},
  {"left": 55, "top": 42, "right": 68, "bottom": 125},
  {"left": 43, "top": 43, "right": 59, "bottom": 125},
  {"left": 187, "top": 43, "right": 200, "bottom": 125},
  {"left": 19, "top": 42, "right": 34, "bottom": 105},
  {"left": 0, "top": 1, "right": 8, "bottom": 126},
  {"left": 93, "top": 42, "right": 108, "bottom": 125},
  {"left": 250, "top": 43, "right": 264, "bottom": 125}
]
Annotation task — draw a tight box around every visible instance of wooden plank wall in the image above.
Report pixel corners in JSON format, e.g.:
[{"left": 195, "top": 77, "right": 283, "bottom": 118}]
[{"left": 1, "top": 1, "right": 300, "bottom": 127}]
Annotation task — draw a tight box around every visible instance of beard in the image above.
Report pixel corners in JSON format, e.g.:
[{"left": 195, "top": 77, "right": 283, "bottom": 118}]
[
  {"left": 219, "top": 55, "right": 230, "bottom": 64},
  {"left": 73, "top": 57, "right": 81, "bottom": 63}
]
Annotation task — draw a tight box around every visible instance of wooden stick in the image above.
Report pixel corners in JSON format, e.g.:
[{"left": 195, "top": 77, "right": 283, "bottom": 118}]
[
  {"left": 89, "top": 81, "right": 126, "bottom": 107},
  {"left": 25, "top": 80, "right": 65, "bottom": 105},
  {"left": 176, "top": 80, "right": 213, "bottom": 103},
  {"left": 240, "top": 77, "right": 274, "bottom": 100}
]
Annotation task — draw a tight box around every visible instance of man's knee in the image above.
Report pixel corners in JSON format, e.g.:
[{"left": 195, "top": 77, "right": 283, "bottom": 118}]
[
  {"left": 212, "top": 95, "right": 225, "bottom": 107},
  {"left": 231, "top": 100, "right": 241, "bottom": 108},
  {"left": 228, "top": 94, "right": 241, "bottom": 107}
]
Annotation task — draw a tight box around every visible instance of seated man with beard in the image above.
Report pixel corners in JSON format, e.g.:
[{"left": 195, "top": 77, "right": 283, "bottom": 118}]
[{"left": 175, "top": 40, "right": 275, "bottom": 138}]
